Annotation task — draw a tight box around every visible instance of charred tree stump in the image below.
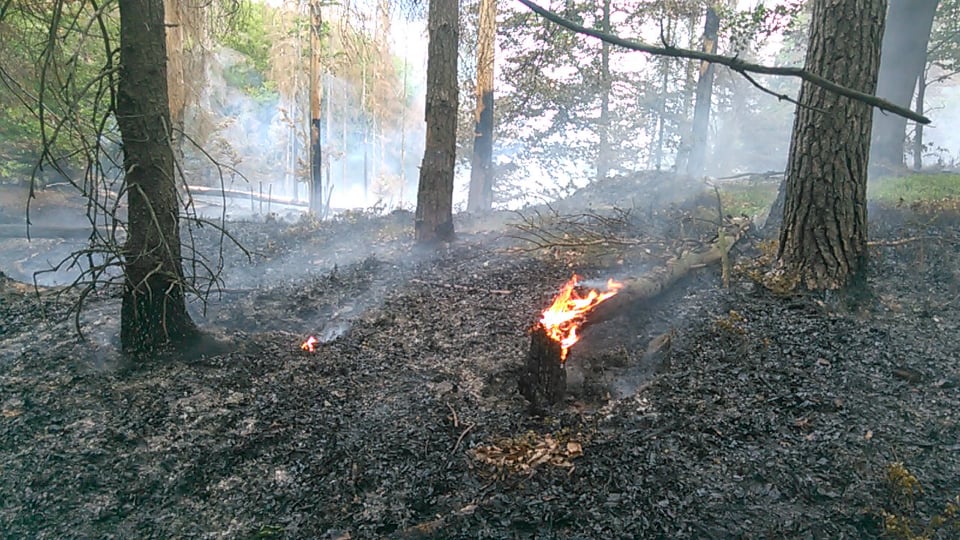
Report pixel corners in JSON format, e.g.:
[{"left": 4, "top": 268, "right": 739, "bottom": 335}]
[
  {"left": 519, "top": 325, "right": 566, "bottom": 407},
  {"left": 518, "top": 217, "right": 752, "bottom": 407}
]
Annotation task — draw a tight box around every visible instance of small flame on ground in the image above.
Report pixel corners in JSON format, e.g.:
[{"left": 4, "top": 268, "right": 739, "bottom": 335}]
[
  {"left": 301, "top": 336, "right": 319, "bottom": 353},
  {"left": 539, "top": 274, "right": 622, "bottom": 362}
]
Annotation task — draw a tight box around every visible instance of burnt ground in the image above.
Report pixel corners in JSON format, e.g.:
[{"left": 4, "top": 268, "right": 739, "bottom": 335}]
[{"left": 1, "top": 175, "right": 960, "bottom": 539}]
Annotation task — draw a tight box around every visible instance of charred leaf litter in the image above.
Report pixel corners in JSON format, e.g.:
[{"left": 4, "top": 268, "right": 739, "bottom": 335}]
[{"left": 1, "top": 173, "right": 959, "bottom": 538}]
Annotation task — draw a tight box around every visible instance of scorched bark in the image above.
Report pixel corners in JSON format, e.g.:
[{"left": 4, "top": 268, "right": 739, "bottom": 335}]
[
  {"left": 117, "top": 0, "right": 199, "bottom": 351},
  {"left": 776, "top": 0, "right": 885, "bottom": 290}
]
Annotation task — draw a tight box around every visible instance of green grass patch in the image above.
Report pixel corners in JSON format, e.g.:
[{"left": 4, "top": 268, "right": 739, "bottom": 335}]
[
  {"left": 717, "top": 182, "right": 779, "bottom": 217},
  {"left": 869, "top": 172, "right": 960, "bottom": 205}
]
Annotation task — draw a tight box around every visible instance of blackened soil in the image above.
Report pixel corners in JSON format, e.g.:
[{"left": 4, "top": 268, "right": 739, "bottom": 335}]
[{"left": 1, "top": 183, "right": 959, "bottom": 539}]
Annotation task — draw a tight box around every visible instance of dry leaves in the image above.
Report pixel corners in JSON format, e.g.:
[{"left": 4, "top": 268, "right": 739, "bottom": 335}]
[{"left": 472, "top": 431, "right": 584, "bottom": 476}]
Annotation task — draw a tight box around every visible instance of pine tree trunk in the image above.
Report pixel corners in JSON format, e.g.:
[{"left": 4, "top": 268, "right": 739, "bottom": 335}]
[
  {"left": 869, "top": 0, "right": 938, "bottom": 173},
  {"left": 595, "top": 0, "right": 611, "bottom": 181},
  {"left": 117, "top": 0, "right": 198, "bottom": 352},
  {"left": 777, "top": 0, "right": 886, "bottom": 290},
  {"left": 309, "top": 0, "right": 324, "bottom": 215},
  {"left": 467, "top": 0, "right": 497, "bottom": 213},
  {"left": 685, "top": 6, "right": 719, "bottom": 177},
  {"left": 415, "top": 0, "right": 459, "bottom": 244}
]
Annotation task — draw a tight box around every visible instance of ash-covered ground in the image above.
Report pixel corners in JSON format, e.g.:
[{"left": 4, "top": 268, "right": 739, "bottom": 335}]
[{"left": 1, "top": 174, "right": 959, "bottom": 539}]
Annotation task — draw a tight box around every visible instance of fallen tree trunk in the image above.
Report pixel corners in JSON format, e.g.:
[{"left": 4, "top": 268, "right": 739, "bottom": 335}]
[
  {"left": 520, "top": 216, "right": 751, "bottom": 407},
  {"left": 588, "top": 217, "right": 751, "bottom": 326},
  {"left": 185, "top": 185, "right": 309, "bottom": 208}
]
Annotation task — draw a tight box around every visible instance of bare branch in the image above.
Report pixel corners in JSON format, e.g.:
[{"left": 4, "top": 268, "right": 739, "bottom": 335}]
[{"left": 517, "top": 0, "right": 931, "bottom": 124}]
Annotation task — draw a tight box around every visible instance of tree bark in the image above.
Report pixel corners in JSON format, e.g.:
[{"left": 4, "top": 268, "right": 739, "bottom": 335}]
[
  {"left": 467, "top": 0, "right": 497, "bottom": 213},
  {"left": 519, "top": 325, "right": 566, "bottom": 407},
  {"left": 415, "top": 0, "right": 459, "bottom": 244},
  {"left": 309, "top": 0, "right": 324, "bottom": 215},
  {"left": 869, "top": 0, "right": 938, "bottom": 173},
  {"left": 777, "top": 0, "right": 886, "bottom": 290},
  {"left": 117, "top": 0, "right": 198, "bottom": 352},
  {"left": 595, "top": 0, "right": 611, "bottom": 181},
  {"left": 913, "top": 65, "right": 927, "bottom": 171},
  {"left": 685, "top": 6, "right": 719, "bottom": 177}
]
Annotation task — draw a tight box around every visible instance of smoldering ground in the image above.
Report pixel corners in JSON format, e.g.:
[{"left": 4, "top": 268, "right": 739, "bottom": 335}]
[{"left": 2, "top": 172, "right": 959, "bottom": 538}]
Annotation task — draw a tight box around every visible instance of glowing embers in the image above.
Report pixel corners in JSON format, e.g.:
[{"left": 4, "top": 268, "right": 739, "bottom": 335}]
[
  {"left": 300, "top": 336, "right": 319, "bottom": 353},
  {"left": 538, "top": 274, "right": 622, "bottom": 362}
]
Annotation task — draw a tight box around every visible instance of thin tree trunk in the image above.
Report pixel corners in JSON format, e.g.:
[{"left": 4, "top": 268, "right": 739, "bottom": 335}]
[
  {"left": 596, "top": 0, "right": 611, "bottom": 181},
  {"left": 309, "top": 0, "right": 324, "bottom": 214},
  {"left": 362, "top": 59, "right": 369, "bottom": 201},
  {"left": 467, "top": 0, "right": 497, "bottom": 212},
  {"left": 913, "top": 67, "right": 926, "bottom": 171},
  {"left": 400, "top": 55, "right": 408, "bottom": 193},
  {"left": 686, "top": 6, "right": 719, "bottom": 177},
  {"left": 415, "top": 0, "right": 459, "bottom": 244},
  {"left": 777, "top": 0, "right": 886, "bottom": 290},
  {"left": 117, "top": 0, "right": 198, "bottom": 352},
  {"left": 653, "top": 56, "right": 669, "bottom": 171},
  {"left": 869, "top": 0, "right": 938, "bottom": 173},
  {"left": 324, "top": 79, "right": 333, "bottom": 208}
]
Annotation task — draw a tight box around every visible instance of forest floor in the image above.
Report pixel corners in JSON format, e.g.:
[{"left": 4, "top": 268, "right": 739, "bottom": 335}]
[{"left": 1, "top": 173, "right": 959, "bottom": 539}]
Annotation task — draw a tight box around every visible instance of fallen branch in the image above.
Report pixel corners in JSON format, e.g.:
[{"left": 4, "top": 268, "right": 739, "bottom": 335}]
[
  {"left": 518, "top": 0, "right": 930, "bottom": 124},
  {"left": 588, "top": 217, "right": 752, "bottom": 326}
]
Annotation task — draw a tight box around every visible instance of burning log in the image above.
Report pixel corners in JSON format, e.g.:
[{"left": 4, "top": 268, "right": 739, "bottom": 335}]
[
  {"left": 521, "top": 275, "right": 622, "bottom": 407},
  {"left": 520, "top": 325, "right": 567, "bottom": 406},
  {"left": 520, "top": 216, "right": 750, "bottom": 406}
]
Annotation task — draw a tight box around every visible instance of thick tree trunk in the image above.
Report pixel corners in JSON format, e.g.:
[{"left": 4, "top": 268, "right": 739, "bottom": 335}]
[
  {"left": 309, "top": 0, "right": 324, "bottom": 215},
  {"left": 777, "top": 0, "right": 886, "bottom": 290},
  {"left": 596, "top": 0, "right": 611, "bottom": 181},
  {"left": 415, "top": 0, "right": 459, "bottom": 244},
  {"left": 685, "top": 6, "right": 719, "bottom": 177},
  {"left": 117, "top": 0, "right": 198, "bottom": 352},
  {"left": 869, "top": 0, "right": 938, "bottom": 173},
  {"left": 467, "top": 0, "right": 497, "bottom": 213}
]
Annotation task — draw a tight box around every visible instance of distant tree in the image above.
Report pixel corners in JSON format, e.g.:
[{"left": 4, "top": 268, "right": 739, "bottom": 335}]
[
  {"left": 415, "top": 0, "right": 459, "bottom": 243},
  {"left": 776, "top": 0, "right": 885, "bottom": 289},
  {"left": 309, "top": 0, "right": 325, "bottom": 215},
  {"left": 685, "top": 4, "right": 719, "bottom": 177},
  {"left": 912, "top": 0, "right": 960, "bottom": 169},
  {"left": 117, "top": 0, "right": 199, "bottom": 350},
  {"left": 596, "top": 0, "right": 611, "bottom": 181},
  {"left": 467, "top": 0, "right": 496, "bottom": 212},
  {"left": 869, "top": 0, "right": 939, "bottom": 173}
]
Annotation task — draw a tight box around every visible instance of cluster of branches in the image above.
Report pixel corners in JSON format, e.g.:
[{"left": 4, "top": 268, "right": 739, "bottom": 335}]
[{"left": 0, "top": 0, "right": 250, "bottom": 337}]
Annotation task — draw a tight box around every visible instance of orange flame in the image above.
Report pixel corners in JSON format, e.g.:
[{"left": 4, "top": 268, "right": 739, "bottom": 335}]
[
  {"left": 301, "top": 336, "right": 319, "bottom": 353},
  {"left": 539, "top": 274, "right": 622, "bottom": 362}
]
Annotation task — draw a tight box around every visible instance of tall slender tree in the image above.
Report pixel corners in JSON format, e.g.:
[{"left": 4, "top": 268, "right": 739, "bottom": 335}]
[
  {"left": 685, "top": 5, "right": 719, "bottom": 177},
  {"left": 777, "top": 0, "right": 886, "bottom": 290},
  {"left": 117, "top": 0, "right": 199, "bottom": 351},
  {"left": 467, "top": 0, "right": 497, "bottom": 213},
  {"left": 309, "top": 0, "right": 325, "bottom": 214},
  {"left": 869, "top": 0, "right": 938, "bottom": 172},
  {"left": 596, "top": 0, "right": 612, "bottom": 181},
  {"left": 415, "top": 0, "right": 460, "bottom": 243}
]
